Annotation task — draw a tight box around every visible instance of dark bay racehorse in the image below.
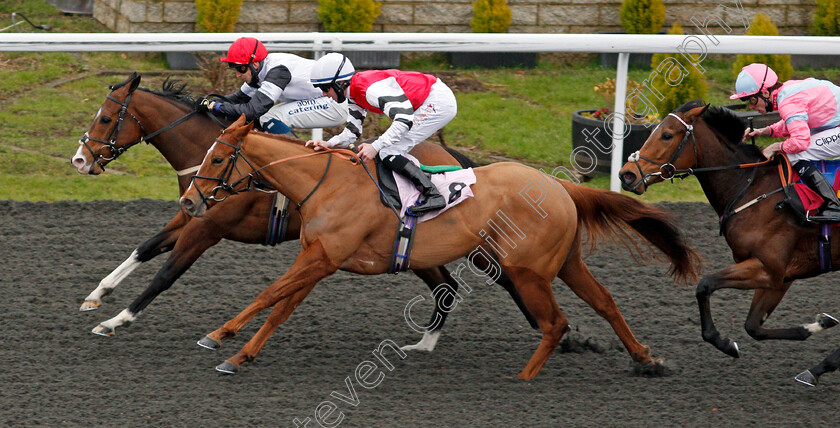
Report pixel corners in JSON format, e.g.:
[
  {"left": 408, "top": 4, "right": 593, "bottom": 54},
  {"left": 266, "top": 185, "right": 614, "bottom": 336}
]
[
  {"left": 70, "top": 72, "right": 537, "bottom": 352},
  {"left": 179, "top": 116, "right": 699, "bottom": 377},
  {"left": 618, "top": 100, "right": 839, "bottom": 367}
]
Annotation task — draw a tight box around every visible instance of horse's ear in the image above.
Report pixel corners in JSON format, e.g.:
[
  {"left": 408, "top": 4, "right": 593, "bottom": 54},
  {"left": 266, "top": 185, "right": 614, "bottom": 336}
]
[
  {"left": 128, "top": 72, "right": 141, "bottom": 93},
  {"left": 684, "top": 102, "right": 709, "bottom": 122},
  {"left": 234, "top": 114, "right": 247, "bottom": 127},
  {"left": 230, "top": 119, "right": 254, "bottom": 140}
]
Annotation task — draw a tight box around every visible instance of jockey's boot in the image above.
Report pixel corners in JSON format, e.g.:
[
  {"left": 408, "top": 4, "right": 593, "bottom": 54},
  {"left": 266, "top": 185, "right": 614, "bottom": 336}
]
[
  {"left": 383, "top": 154, "right": 446, "bottom": 215},
  {"left": 795, "top": 160, "right": 840, "bottom": 222}
]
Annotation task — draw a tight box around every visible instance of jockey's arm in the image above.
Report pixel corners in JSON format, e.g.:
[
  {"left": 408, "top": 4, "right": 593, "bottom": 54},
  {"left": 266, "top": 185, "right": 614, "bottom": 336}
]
[
  {"left": 216, "top": 66, "right": 292, "bottom": 122},
  {"left": 326, "top": 103, "right": 366, "bottom": 148},
  {"left": 365, "top": 77, "right": 415, "bottom": 152},
  {"left": 778, "top": 116, "right": 811, "bottom": 154}
]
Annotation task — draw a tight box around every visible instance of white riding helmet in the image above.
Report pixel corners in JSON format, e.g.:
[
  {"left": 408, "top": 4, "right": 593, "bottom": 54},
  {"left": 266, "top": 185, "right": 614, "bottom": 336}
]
[{"left": 310, "top": 53, "right": 355, "bottom": 86}]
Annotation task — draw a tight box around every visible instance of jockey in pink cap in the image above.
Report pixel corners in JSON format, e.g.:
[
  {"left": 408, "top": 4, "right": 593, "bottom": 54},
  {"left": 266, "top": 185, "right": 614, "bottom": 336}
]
[{"left": 735, "top": 63, "right": 840, "bottom": 222}]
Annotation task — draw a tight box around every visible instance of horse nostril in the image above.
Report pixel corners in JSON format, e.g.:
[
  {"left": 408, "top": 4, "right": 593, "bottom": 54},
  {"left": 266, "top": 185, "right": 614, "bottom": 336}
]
[
  {"left": 621, "top": 171, "right": 636, "bottom": 184},
  {"left": 72, "top": 157, "right": 85, "bottom": 168},
  {"left": 181, "top": 198, "right": 194, "bottom": 210}
]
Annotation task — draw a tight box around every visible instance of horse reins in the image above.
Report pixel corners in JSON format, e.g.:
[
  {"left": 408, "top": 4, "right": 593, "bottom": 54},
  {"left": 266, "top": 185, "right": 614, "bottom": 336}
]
[
  {"left": 191, "top": 138, "right": 406, "bottom": 219},
  {"left": 190, "top": 137, "right": 361, "bottom": 211},
  {"left": 627, "top": 113, "right": 781, "bottom": 191}
]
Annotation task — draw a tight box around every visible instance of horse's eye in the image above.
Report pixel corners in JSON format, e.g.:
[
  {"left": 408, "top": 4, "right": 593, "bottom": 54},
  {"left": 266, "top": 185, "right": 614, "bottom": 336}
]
[
  {"left": 212, "top": 157, "right": 224, "bottom": 165},
  {"left": 662, "top": 132, "right": 673, "bottom": 141},
  {"left": 100, "top": 116, "right": 112, "bottom": 124}
]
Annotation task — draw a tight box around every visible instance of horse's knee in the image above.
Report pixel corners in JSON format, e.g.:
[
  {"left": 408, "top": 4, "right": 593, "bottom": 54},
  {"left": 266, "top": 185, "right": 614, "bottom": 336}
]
[
  {"left": 695, "top": 276, "right": 715, "bottom": 298},
  {"left": 744, "top": 320, "right": 764, "bottom": 340}
]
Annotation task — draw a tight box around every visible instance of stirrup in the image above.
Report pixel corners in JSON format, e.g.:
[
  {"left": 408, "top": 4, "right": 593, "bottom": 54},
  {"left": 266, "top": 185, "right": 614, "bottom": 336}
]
[{"left": 806, "top": 210, "right": 840, "bottom": 223}]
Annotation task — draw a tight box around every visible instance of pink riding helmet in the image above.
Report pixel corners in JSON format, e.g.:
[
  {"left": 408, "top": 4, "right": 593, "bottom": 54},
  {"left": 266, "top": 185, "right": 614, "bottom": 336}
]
[{"left": 730, "top": 63, "right": 778, "bottom": 100}]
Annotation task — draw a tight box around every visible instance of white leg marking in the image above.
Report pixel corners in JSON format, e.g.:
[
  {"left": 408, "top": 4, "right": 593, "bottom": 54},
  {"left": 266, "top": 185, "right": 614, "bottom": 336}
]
[
  {"left": 804, "top": 322, "right": 822, "bottom": 334},
  {"left": 400, "top": 330, "right": 441, "bottom": 352},
  {"left": 84, "top": 250, "right": 142, "bottom": 302},
  {"left": 100, "top": 308, "right": 138, "bottom": 330}
]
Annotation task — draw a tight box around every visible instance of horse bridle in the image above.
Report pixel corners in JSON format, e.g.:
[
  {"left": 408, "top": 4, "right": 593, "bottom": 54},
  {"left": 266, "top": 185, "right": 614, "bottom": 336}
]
[
  {"left": 189, "top": 137, "right": 357, "bottom": 210},
  {"left": 79, "top": 89, "right": 201, "bottom": 172},
  {"left": 189, "top": 137, "right": 266, "bottom": 204},
  {"left": 626, "top": 112, "right": 699, "bottom": 191}
]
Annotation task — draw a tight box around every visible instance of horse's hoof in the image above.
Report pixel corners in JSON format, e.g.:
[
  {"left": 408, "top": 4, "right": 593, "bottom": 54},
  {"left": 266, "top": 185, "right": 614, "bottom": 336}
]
[
  {"left": 91, "top": 324, "right": 114, "bottom": 337},
  {"left": 795, "top": 370, "right": 817, "bottom": 387},
  {"left": 215, "top": 361, "right": 239, "bottom": 375},
  {"left": 80, "top": 300, "right": 101, "bottom": 311},
  {"left": 722, "top": 340, "right": 740, "bottom": 358},
  {"left": 197, "top": 336, "right": 221, "bottom": 350},
  {"left": 818, "top": 313, "right": 839, "bottom": 330},
  {"left": 631, "top": 358, "right": 671, "bottom": 377}
]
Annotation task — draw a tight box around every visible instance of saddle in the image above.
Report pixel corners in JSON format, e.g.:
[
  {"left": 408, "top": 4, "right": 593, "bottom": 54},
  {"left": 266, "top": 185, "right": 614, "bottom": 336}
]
[
  {"left": 372, "top": 155, "right": 475, "bottom": 274},
  {"left": 787, "top": 159, "right": 840, "bottom": 225},
  {"left": 373, "top": 156, "right": 465, "bottom": 214}
]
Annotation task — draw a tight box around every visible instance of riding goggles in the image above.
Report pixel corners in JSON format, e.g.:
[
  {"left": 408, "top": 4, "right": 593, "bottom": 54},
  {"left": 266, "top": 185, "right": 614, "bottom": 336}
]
[{"left": 228, "top": 63, "right": 250, "bottom": 74}]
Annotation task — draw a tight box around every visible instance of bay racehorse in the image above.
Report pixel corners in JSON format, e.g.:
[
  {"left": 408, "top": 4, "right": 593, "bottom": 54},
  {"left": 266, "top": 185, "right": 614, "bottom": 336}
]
[
  {"left": 179, "top": 116, "right": 699, "bottom": 377},
  {"left": 70, "top": 72, "right": 538, "bottom": 352},
  {"left": 618, "top": 100, "right": 839, "bottom": 364}
]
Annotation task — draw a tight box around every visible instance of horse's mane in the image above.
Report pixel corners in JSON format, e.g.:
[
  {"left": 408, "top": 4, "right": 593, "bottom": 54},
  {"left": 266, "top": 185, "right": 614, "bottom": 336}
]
[
  {"left": 110, "top": 74, "right": 196, "bottom": 108},
  {"left": 141, "top": 77, "right": 196, "bottom": 107},
  {"left": 677, "top": 99, "right": 764, "bottom": 160}
]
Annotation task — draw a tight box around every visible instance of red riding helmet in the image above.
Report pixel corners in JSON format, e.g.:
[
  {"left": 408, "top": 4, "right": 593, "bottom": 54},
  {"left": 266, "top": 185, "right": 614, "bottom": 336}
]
[{"left": 220, "top": 37, "right": 268, "bottom": 65}]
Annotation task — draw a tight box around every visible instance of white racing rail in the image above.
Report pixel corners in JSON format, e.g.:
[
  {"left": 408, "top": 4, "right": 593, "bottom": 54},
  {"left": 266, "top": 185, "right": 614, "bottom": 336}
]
[{"left": 4, "top": 32, "right": 840, "bottom": 191}]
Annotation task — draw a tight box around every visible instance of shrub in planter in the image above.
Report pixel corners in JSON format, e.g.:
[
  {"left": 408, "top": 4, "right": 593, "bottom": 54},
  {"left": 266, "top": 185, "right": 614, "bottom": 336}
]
[
  {"left": 452, "top": 0, "right": 535, "bottom": 68},
  {"left": 812, "top": 0, "right": 840, "bottom": 36},
  {"left": 317, "top": 0, "right": 396, "bottom": 69},
  {"left": 185, "top": 0, "right": 243, "bottom": 86},
  {"left": 571, "top": 78, "right": 657, "bottom": 176},
  {"left": 318, "top": 0, "right": 381, "bottom": 32},
  {"left": 732, "top": 14, "right": 793, "bottom": 82},
  {"left": 619, "top": 0, "right": 665, "bottom": 34},
  {"left": 196, "top": 0, "right": 242, "bottom": 33},
  {"left": 648, "top": 23, "right": 708, "bottom": 116},
  {"left": 471, "top": 0, "right": 512, "bottom": 33},
  {"left": 601, "top": 0, "right": 664, "bottom": 68}
]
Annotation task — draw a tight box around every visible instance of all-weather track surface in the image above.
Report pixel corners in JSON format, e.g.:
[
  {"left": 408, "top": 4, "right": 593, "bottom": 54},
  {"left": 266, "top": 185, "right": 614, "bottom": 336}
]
[{"left": 1, "top": 199, "right": 839, "bottom": 427}]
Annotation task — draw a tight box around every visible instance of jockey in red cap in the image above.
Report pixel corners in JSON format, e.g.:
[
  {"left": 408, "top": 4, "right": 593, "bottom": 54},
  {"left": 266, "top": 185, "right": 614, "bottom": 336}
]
[{"left": 195, "top": 37, "right": 348, "bottom": 136}]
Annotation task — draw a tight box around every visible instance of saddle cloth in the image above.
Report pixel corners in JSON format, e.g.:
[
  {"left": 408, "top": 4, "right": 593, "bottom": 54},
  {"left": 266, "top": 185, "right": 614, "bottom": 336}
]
[{"left": 394, "top": 154, "right": 476, "bottom": 222}]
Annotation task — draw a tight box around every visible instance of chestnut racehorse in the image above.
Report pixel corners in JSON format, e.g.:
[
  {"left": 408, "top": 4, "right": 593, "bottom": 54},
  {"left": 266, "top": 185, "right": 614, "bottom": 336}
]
[
  {"left": 70, "top": 72, "right": 537, "bottom": 352},
  {"left": 180, "top": 116, "right": 699, "bottom": 378},
  {"left": 618, "top": 100, "right": 839, "bottom": 365}
]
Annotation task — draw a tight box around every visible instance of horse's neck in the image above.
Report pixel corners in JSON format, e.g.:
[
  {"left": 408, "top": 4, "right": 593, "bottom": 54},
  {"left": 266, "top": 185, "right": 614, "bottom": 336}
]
[
  {"left": 695, "top": 125, "right": 770, "bottom": 216},
  {"left": 134, "top": 92, "right": 221, "bottom": 173},
  {"left": 244, "top": 136, "right": 342, "bottom": 206}
]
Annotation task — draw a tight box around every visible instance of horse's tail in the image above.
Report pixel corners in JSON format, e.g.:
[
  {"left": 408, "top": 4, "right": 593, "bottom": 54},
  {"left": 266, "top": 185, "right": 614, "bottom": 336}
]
[{"left": 559, "top": 180, "right": 700, "bottom": 283}]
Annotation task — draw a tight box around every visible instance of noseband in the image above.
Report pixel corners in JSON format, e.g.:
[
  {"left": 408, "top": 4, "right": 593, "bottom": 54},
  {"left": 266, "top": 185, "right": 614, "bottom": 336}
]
[
  {"left": 79, "top": 89, "right": 199, "bottom": 172},
  {"left": 626, "top": 113, "right": 698, "bottom": 191}
]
